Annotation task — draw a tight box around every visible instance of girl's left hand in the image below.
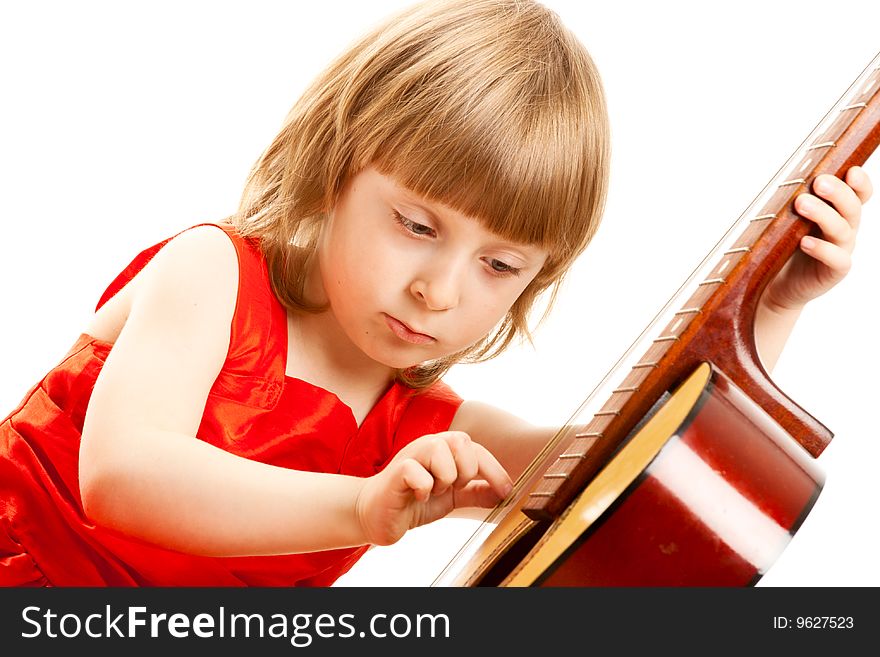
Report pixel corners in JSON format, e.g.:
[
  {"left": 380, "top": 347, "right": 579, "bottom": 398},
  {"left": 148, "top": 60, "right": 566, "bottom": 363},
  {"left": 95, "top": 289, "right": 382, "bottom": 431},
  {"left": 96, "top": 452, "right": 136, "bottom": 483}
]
[{"left": 762, "top": 166, "right": 873, "bottom": 312}]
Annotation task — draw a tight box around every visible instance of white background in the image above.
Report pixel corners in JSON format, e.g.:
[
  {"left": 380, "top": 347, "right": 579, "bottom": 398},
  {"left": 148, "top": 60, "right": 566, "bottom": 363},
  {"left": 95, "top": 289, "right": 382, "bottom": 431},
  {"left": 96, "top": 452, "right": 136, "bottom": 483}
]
[{"left": 1, "top": 1, "right": 877, "bottom": 587}]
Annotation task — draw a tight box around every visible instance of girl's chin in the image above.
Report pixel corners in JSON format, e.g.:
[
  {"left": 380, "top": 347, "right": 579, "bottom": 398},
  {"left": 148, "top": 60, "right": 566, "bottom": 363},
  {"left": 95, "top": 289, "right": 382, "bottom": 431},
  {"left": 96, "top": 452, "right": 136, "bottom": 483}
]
[
  {"left": 349, "top": 343, "right": 421, "bottom": 371},
  {"left": 355, "top": 331, "right": 470, "bottom": 371},
  {"left": 373, "top": 352, "right": 433, "bottom": 372},
  {"left": 364, "top": 343, "right": 448, "bottom": 372}
]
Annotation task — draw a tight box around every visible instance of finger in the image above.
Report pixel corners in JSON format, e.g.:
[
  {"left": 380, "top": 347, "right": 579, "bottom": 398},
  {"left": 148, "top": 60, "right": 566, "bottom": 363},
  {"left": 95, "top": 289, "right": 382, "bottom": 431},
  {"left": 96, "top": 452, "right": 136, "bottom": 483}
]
[
  {"left": 800, "top": 236, "right": 852, "bottom": 279},
  {"left": 794, "top": 192, "right": 854, "bottom": 247},
  {"left": 399, "top": 433, "right": 461, "bottom": 496},
  {"left": 428, "top": 440, "right": 458, "bottom": 495},
  {"left": 811, "top": 174, "right": 863, "bottom": 231},
  {"left": 452, "top": 481, "right": 506, "bottom": 509},
  {"left": 472, "top": 443, "right": 514, "bottom": 498},
  {"left": 441, "top": 431, "right": 480, "bottom": 489},
  {"left": 398, "top": 459, "right": 435, "bottom": 503},
  {"left": 423, "top": 436, "right": 459, "bottom": 496},
  {"left": 846, "top": 166, "right": 873, "bottom": 205}
]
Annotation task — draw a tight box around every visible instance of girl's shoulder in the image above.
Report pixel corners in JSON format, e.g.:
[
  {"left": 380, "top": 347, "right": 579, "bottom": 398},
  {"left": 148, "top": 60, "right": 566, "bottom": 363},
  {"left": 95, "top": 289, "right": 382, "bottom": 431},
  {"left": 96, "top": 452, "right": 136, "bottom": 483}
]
[
  {"left": 126, "top": 223, "right": 243, "bottom": 286},
  {"left": 86, "top": 224, "right": 245, "bottom": 345},
  {"left": 148, "top": 223, "right": 240, "bottom": 270}
]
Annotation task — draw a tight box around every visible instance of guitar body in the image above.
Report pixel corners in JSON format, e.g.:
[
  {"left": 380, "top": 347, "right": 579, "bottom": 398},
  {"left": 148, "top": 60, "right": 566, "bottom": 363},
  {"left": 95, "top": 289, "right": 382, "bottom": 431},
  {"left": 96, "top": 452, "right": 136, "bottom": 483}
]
[{"left": 435, "top": 363, "right": 823, "bottom": 586}]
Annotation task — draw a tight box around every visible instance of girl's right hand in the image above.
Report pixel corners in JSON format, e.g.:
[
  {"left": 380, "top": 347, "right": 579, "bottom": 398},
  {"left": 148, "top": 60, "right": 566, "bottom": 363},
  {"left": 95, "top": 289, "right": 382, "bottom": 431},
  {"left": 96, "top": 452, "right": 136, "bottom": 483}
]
[{"left": 355, "top": 431, "right": 513, "bottom": 546}]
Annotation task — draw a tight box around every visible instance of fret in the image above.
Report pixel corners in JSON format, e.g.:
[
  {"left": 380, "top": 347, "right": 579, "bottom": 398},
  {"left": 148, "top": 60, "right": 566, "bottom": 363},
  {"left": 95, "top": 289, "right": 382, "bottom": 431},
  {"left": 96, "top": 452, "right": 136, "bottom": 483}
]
[
  {"left": 750, "top": 213, "right": 776, "bottom": 222},
  {"left": 723, "top": 246, "right": 750, "bottom": 254},
  {"left": 653, "top": 335, "right": 679, "bottom": 343},
  {"left": 698, "top": 278, "right": 726, "bottom": 286},
  {"left": 557, "top": 452, "right": 588, "bottom": 460},
  {"left": 807, "top": 141, "right": 835, "bottom": 150},
  {"left": 674, "top": 307, "right": 702, "bottom": 315},
  {"left": 594, "top": 410, "right": 621, "bottom": 417},
  {"left": 612, "top": 386, "right": 640, "bottom": 394},
  {"left": 778, "top": 178, "right": 807, "bottom": 187},
  {"left": 542, "top": 473, "right": 570, "bottom": 480},
  {"left": 632, "top": 361, "right": 660, "bottom": 369},
  {"left": 841, "top": 102, "right": 867, "bottom": 111},
  {"left": 574, "top": 430, "right": 604, "bottom": 438}
]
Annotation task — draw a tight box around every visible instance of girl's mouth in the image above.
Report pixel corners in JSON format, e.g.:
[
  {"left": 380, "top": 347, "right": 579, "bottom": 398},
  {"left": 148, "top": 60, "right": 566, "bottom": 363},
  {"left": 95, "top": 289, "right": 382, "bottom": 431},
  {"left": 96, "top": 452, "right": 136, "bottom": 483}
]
[{"left": 383, "top": 314, "right": 436, "bottom": 345}]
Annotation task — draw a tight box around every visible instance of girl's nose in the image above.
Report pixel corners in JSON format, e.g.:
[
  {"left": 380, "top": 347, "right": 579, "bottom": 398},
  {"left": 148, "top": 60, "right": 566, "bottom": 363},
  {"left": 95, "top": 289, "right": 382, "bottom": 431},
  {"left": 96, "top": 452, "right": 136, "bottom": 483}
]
[{"left": 410, "top": 267, "right": 461, "bottom": 311}]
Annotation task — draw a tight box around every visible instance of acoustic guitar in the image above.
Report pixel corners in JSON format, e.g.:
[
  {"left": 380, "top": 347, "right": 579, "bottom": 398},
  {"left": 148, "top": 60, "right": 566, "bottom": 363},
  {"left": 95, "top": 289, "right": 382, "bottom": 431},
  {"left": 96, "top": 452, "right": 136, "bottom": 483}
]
[{"left": 433, "top": 52, "right": 880, "bottom": 587}]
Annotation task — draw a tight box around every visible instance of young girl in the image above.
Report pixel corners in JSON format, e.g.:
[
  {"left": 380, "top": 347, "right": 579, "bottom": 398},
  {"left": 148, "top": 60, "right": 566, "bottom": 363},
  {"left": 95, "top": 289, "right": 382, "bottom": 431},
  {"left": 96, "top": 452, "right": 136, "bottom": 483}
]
[{"left": 0, "top": 0, "right": 873, "bottom": 587}]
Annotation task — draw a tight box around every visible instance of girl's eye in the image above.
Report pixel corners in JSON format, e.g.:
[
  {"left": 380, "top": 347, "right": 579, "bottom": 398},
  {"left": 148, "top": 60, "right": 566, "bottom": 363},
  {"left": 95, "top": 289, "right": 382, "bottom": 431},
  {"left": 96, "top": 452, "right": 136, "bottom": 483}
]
[
  {"left": 394, "top": 211, "right": 435, "bottom": 237},
  {"left": 487, "top": 258, "right": 521, "bottom": 277}
]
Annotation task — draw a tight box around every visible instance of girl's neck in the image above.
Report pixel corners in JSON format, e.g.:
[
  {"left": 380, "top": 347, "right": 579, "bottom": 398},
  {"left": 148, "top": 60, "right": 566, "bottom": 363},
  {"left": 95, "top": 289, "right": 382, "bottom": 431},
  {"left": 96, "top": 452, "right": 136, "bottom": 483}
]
[
  {"left": 288, "top": 245, "right": 397, "bottom": 423},
  {"left": 285, "top": 308, "right": 396, "bottom": 420}
]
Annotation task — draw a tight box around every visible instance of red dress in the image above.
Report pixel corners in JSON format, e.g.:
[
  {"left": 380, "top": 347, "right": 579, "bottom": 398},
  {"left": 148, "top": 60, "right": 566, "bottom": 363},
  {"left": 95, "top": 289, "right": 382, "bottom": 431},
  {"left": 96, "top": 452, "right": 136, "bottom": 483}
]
[{"left": 0, "top": 223, "right": 463, "bottom": 586}]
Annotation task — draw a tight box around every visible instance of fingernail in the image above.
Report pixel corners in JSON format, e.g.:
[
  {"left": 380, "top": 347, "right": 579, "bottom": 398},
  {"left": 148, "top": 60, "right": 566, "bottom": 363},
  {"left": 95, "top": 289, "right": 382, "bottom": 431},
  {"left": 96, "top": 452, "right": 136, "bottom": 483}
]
[{"left": 802, "top": 236, "right": 816, "bottom": 249}]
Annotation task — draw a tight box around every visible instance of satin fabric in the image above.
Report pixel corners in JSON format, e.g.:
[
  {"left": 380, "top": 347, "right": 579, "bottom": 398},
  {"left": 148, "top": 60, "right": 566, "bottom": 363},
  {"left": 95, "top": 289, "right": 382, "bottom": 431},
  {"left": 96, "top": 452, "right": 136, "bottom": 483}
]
[{"left": 0, "top": 223, "right": 463, "bottom": 586}]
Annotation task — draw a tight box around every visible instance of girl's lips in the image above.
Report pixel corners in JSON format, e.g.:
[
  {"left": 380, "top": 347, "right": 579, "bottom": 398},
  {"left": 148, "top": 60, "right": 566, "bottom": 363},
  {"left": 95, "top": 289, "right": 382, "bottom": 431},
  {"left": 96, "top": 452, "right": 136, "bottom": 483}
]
[{"left": 383, "top": 314, "right": 436, "bottom": 345}]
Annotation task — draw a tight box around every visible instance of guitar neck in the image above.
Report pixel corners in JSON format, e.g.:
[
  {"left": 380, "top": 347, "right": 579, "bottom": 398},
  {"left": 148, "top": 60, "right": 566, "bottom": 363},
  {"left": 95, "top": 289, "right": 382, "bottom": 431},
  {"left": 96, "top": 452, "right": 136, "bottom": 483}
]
[{"left": 522, "top": 53, "right": 880, "bottom": 522}]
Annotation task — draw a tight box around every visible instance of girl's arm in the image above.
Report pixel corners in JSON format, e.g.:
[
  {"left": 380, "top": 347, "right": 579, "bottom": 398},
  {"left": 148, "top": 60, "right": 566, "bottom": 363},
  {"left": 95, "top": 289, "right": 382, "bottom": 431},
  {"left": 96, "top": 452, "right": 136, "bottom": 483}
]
[
  {"left": 79, "top": 226, "right": 509, "bottom": 556},
  {"left": 80, "top": 227, "right": 365, "bottom": 555}
]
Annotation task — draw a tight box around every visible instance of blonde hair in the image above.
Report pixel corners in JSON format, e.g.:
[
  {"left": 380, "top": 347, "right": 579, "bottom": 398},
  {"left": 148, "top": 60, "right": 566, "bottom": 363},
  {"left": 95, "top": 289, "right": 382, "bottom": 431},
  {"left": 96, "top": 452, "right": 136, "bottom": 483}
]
[{"left": 231, "top": 0, "right": 610, "bottom": 388}]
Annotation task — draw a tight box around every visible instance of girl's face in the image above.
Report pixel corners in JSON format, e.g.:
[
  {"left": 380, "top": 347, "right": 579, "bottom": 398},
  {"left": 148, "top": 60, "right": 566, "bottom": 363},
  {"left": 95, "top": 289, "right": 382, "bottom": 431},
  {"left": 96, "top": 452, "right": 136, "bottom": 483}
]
[{"left": 315, "top": 166, "right": 548, "bottom": 371}]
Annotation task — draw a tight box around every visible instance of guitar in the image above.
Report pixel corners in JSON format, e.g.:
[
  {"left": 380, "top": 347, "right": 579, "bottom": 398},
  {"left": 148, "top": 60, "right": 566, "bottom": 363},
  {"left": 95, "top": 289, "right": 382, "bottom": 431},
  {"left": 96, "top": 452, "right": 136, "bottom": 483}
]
[{"left": 431, "top": 51, "right": 880, "bottom": 587}]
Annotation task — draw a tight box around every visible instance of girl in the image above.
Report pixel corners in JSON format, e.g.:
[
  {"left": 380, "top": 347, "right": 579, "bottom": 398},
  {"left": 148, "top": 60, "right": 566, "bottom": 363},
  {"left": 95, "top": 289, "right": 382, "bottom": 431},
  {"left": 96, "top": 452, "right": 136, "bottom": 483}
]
[{"left": 0, "top": 0, "right": 874, "bottom": 587}]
